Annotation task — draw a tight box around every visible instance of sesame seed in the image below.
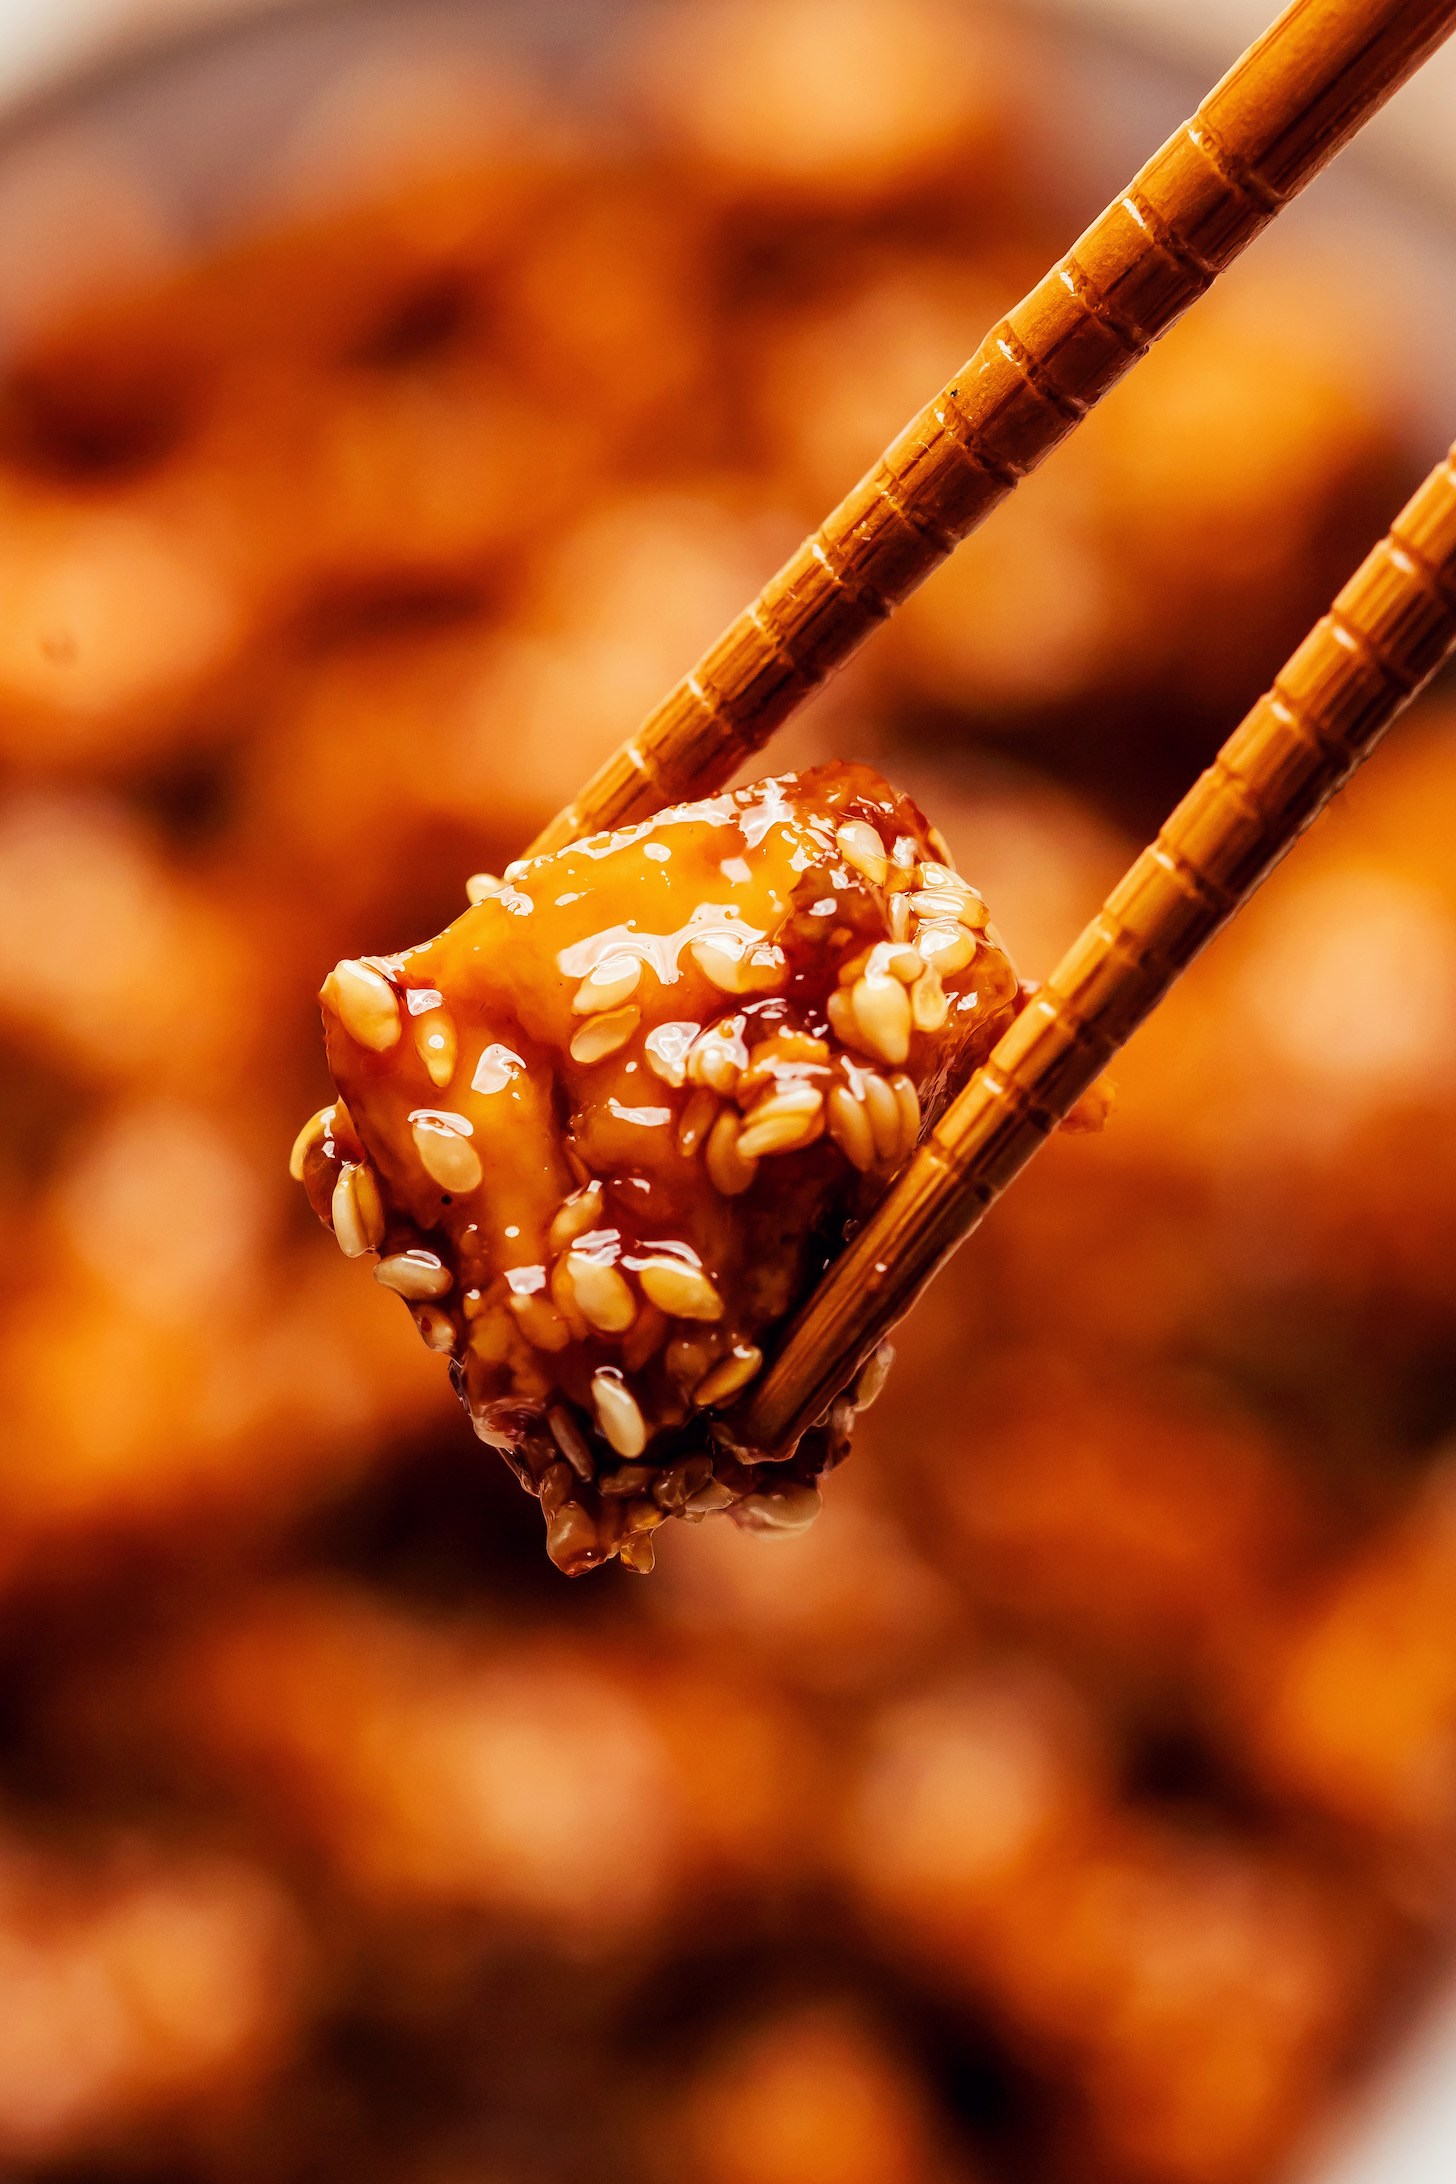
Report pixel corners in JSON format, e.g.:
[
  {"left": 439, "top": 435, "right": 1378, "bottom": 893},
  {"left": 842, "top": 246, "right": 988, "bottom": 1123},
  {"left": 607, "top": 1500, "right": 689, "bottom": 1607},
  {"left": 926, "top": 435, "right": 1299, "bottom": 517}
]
[
  {"left": 861, "top": 1071, "right": 903, "bottom": 1161},
  {"left": 599, "top": 1463, "right": 654, "bottom": 1498},
  {"left": 705, "top": 1108, "right": 758, "bottom": 1196},
  {"left": 910, "top": 964, "right": 949, "bottom": 1031},
  {"left": 747, "top": 1030, "right": 829, "bottom": 1073},
  {"left": 465, "top": 872, "right": 504, "bottom": 903},
  {"left": 909, "top": 887, "right": 976, "bottom": 921},
  {"left": 410, "top": 1113, "right": 483, "bottom": 1193},
  {"left": 854, "top": 1341, "right": 895, "bottom": 1412},
  {"left": 412, "top": 1007, "right": 458, "bottom": 1089},
  {"left": 914, "top": 921, "right": 976, "bottom": 976},
  {"left": 569, "top": 1004, "right": 640, "bottom": 1064},
  {"left": 508, "top": 1293, "right": 572, "bottom": 1352},
  {"left": 743, "top": 943, "right": 786, "bottom": 990},
  {"left": 676, "top": 1086, "right": 719, "bottom": 1158},
  {"left": 736, "top": 1031, "right": 829, "bottom": 1105},
  {"left": 835, "top": 820, "right": 889, "bottom": 887},
  {"left": 591, "top": 1369, "right": 647, "bottom": 1458},
  {"left": 826, "top": 989, "right": 859, "bottom": 1050},
  {"left": 890, "top": 1072, "right": 921, "bottom": 1154},
  {"left": 572, "top": 954, "right": 642, "bottom": 1015},
  {"left": 689, "top": 937, "right": 785, "bottom": 996},
  {"left": 322, "top": 959, "right": 401, "bottom": 1052},
  {"left": 885, "top": 945, "right": 925, "bottom": 985},
  {"left": 643, "top": 1020, "right": 699, "bottom": 1087},
  {"left": 691, "top": 1048, "right": 739, "bottom": 1094},
  {"left": 687, "top": 1018, "right": 746, "bottom": 1093},
  {"left": 737, "top": 1084, "right": 825, "bottom": 1159},
  {"left": 636, "top": 1256, "right": 724, "bottom": 1322},
  {"left": 549, "top": 1254, "right": 590, "bottom": 1340},
  {"left": 331, "top": 1161, "right": 384, "bottom": 1257},
  {"left": 689, "top": 937, "right": 747, "bottom": 993},
  {"left": 288, "top": 1105, "right": 333, "bottom": 1182},
  {"left": 565, "top": 1251, "right": 637, "bottom": 1335},
  {"left": 734, "top": 1481, "right": 822, "bottom": 1535},
  {"left": 413, "top": 1304, "right": 456, "bottom": 1353},
  {"left": 745, "top": 1082, "right": 824, "bottom": 1121},
  {"left": 547, "top": 1181, "right": 604, "bottom": 1256},
  {"left": 374, "top": 1249, "right": 452, "bottom": 1300},
  {"left": 547, "top": 1405, "right": 595, "bottom": 1479},
  {"left": 683, "top": 1476, "right": 735, "bottom": 1514},
  {"left": 827, "top": 1084, "right": 875, "bottom": 1171},
  {"left": 849, "top": 973, "right": 912, "bottom": 1066},
  {"left": 692, "top": 1344, "right": 763, "bottom": 1407}
]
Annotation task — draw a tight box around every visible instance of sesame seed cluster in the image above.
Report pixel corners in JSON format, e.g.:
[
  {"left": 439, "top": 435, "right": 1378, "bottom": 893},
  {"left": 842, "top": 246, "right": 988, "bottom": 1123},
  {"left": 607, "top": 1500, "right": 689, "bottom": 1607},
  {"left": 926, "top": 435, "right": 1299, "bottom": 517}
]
[{"left": 293, "top": 761, "right": 1018, "bottom": 1572}]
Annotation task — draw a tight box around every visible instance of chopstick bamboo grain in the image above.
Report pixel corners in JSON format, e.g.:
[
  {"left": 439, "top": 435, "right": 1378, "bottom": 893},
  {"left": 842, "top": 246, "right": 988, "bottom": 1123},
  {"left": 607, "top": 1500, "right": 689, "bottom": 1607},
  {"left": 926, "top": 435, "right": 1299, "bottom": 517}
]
[
  {"left": 737, "top": 438, "right": 1456, "bottom": 1452},
  {"left": 527, "top": 0, "right": 1456, "bottom": 860}
]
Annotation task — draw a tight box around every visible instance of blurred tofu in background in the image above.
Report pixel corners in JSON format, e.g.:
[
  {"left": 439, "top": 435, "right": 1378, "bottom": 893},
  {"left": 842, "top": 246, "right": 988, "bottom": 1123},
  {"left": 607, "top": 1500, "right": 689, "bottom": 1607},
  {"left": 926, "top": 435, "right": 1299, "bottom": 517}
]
[{"left": 0, "top": 2, "right": 1451, "bottom": 2181}]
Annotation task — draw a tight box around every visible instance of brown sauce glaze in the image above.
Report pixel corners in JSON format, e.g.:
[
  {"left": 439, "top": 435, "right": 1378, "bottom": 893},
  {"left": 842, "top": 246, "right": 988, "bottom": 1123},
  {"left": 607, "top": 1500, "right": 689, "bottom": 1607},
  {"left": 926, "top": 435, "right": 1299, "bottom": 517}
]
[{"left": 293, "top": 761, "right": 1018, "bottom": 1571}]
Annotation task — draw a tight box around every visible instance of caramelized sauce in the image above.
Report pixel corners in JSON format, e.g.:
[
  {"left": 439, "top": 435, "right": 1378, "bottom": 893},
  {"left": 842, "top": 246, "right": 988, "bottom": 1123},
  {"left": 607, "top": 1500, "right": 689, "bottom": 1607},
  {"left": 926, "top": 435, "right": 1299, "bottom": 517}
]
[{"left": 293, "top": 762, "right": 1018, "bottom": 1571}]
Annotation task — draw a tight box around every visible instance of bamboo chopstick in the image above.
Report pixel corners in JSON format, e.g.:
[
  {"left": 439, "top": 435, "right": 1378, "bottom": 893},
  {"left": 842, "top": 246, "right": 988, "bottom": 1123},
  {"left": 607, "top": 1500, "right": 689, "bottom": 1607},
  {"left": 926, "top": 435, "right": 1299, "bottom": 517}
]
[
  {"left": 526, "top": 0, "right": 1456, "bottom": 861},
  {"left": 736, "top": 439, "right": 1456, "bottom": 1452}
]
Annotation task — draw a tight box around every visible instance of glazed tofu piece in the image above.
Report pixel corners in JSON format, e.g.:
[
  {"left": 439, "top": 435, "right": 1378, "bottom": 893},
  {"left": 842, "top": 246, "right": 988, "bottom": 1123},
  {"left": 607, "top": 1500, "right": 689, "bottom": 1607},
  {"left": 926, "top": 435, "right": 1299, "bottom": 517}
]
[{"left": 293, "top": 762, "right": 1019, "bottom": 1572}]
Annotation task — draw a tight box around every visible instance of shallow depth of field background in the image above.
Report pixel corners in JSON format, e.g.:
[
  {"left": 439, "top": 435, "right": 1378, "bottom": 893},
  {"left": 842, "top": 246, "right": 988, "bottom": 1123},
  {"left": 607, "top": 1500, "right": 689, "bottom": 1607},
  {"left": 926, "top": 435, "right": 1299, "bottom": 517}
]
[{"left": 0, "top": 2, "right": 1455, "bottom": 2181}]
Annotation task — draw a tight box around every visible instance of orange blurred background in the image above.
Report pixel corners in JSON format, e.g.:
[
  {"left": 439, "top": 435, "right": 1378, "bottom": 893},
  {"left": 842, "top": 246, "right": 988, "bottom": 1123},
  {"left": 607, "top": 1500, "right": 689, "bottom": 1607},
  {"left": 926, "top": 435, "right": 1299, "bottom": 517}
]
[{"left": 0, "top": 2, "right": 1454, "bottom": 2180}]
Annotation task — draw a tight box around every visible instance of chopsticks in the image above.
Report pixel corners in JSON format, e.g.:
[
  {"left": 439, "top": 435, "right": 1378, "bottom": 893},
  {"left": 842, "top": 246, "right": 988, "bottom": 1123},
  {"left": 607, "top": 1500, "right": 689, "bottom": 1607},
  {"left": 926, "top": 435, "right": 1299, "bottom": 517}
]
[
  {"left": 526, "top": 0, "right": 1456, "bottom": 862},
  {"left": 511, "top": 0, "right": 1456, "bottom": 1454},
  {"left": 739, "top": 438, "right": 1456, "bottom": 1450}
]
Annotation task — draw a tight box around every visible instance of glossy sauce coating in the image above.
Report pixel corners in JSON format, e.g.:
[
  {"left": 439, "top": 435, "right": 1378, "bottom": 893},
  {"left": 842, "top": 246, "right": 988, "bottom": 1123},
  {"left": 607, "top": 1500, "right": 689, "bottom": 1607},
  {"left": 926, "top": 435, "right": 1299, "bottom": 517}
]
[{"left": 294, "top": 762, "right": 1018, "bottom": 1571}]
